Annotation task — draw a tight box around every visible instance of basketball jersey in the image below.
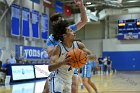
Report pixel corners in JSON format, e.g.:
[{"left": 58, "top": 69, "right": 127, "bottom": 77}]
[
  {"left": 56, "top": 41, "right": 79, "bottom": 83},
  {"left": 82, "top": 60, "right": 92, "bottom": 78}
]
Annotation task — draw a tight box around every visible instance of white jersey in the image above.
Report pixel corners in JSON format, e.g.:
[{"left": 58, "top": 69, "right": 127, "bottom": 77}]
[{"left": 56, "top": 41, "right": 79, "bottom": 83}]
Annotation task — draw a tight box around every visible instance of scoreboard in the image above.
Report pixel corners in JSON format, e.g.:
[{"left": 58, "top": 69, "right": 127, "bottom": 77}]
[{"left": 118, "top": 19, "right": 140, "bottom": 40}]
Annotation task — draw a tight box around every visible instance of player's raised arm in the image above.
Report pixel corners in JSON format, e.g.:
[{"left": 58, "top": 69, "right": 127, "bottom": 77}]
[{"left": 74, "top": 0, "right": 88, "bottom": 30}]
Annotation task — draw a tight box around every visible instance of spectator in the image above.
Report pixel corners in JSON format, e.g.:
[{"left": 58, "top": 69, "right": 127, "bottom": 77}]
[
  {"left": 0, "top": 61, "right": 7, "bottom": 72},
  {"left": 8, "top": 55, "right": 16, "bottom": 64},
  {"left": 2, "top": 59, "right": 9, "bottom": 75},
  {"left": 98, "top": 56, "right": 104, "bottom": 75},
  {"left": 107, "top": 56, "right": 112, "bottom": 74},
  {"left": 103, "top": 56, "right": 108, "bottom": 74},
  {"left": 0, "top": 61, "right": 7, "bottom": 83}
]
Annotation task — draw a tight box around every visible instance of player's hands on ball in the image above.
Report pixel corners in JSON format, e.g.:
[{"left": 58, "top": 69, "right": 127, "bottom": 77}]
[{"left": 62, "top": 55, "right": 72, "bottom": 65}]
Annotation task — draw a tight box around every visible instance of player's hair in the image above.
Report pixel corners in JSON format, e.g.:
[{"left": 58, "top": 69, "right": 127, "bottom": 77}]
[
  {"left": 52, "top": 20, "right": 69, "bottom": 41},
  {"left": 50, "top": 13, "right": 63, "bottom": 23}
]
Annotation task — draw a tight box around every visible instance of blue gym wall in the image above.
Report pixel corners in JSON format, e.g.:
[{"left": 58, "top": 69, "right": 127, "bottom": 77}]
[
  {"left": 103, "top": 39, "right": 140, "bottom": 71},
  {"left": 103, "top": 51, "right": 140, "bottom": 71}
]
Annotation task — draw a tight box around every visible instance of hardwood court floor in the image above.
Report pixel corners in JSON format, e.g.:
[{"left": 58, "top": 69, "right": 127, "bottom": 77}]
[{"left": 0, "top": 71, "right": 140, "bottom": 93}]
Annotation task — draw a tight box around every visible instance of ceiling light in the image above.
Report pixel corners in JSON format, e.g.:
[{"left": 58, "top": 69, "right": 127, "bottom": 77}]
[
  {"left": 127, "top": 0, "right": 139, "bottom": 3},
  {"left": 86, "top": 2, "right": 91, "bottom": 5}
]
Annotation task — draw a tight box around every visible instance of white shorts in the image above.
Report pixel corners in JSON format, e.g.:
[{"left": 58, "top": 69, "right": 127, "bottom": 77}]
[{"left": 49, "top": 77, "right": 72, "bottom": 93}]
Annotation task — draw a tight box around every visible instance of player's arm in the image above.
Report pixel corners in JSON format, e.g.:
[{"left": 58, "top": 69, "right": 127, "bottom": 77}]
[
  {"left": 77, "top": 41, "right": 97, "bottom": 60},
  {"left": 48, "top": 46, "right": 71, "bottom": 72},
  {"left": 74, "top": 0, "right": 88, "bottom": 30},
  {"left": 47, "top": 46, "right": 54, "bottom": 57},
  {"left": 46, "top": 36, "right": 55, "bottom": 57},
  {"left": 77, "top": 41, "right": 91, "bottom": 54}
]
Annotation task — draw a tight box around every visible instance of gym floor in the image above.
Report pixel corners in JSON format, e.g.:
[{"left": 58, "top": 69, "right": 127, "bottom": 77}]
[{"left": 0, "top": 71, "right": 140, "bottom": 93}]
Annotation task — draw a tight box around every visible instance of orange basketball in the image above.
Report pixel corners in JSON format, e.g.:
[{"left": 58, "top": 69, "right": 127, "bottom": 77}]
[{"left": 67, "top": 48, "right": 88, "bottom": 68}]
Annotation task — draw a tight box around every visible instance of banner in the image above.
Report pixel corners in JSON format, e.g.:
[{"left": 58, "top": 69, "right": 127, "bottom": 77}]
[
  {"left": 64, "top": 5, "right": 72, "bottom": 16},
  {"left": 22, "top": 7, "right": 30, "bottom": 37},
  {"left": 32, "top": 10, "right": 39, "bottom": 39},
  {"left": 15, "top": 45, "right": 23, "bottom": 59},
  {"left": 34, "top": 65, "right": 51, "bottom": 78},
  {"left": 55, "top": 1, "right": 63, "bottom": 13},
  {"left": 11, "top": 4, "right": 20, "bottom": 36},
  {"left": 15, "top": 45, "right": 48, "bottom": 59},
  {"left": 41, "top": 14, "right": 48, "bottom": 40},
  {"left": 11, "top": 65, "right": 35, "bottom": 80},
  {"left": 30, "top": 0, "right": 40, "bottom": 4}
]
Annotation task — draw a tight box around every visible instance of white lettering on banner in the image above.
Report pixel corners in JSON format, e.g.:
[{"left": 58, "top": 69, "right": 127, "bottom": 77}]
[
  {"left": 37, "top": 50, "right": 41, "bottom": 57},
  {"left": 24, "top": 49, "right": 41, "bottom": 58},
  {"left": 24, "top": 50, "right": 28, "bottom": 58},
  {"left": 29, "top": 49, "right": 32, "bottom": 57},
  {"left": 32, "top": 49, "right": 36, "bottom": 57}
]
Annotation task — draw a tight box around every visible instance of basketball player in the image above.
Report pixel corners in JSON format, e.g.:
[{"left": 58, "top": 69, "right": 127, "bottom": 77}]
[
  {"left": 42, "top": 0, "right": 87, "bottom": 92},
  {"left": 81, "top": 59, "right": 99, "bottom": 93},
  {"left": 48, "top": 19, "right": 96, "bottom": 93}
]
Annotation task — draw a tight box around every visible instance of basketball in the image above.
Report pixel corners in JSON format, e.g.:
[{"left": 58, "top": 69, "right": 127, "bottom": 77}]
[{"left": 67, "top": 48, "right": 88, "bottom": 68}]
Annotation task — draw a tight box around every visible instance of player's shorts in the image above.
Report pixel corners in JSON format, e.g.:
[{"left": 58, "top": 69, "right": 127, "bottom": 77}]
[
  {"left": 73, "top": 69, "right": 78, "bottom": 75},
  {"left": 82, "top": 63, "right": 92, "bottom": 78},
  {"left": 49, "top": 77, "right": 72, "bottom": 93},
  {"left": 48, "top": 72, "right": 56, "bottom": 92}
]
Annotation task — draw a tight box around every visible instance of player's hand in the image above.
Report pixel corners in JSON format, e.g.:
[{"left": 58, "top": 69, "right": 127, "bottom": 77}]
[
  {"left": 62, "top": 55, "right": 72, "bottom": 65},
  {"left": 88, "top": 54, "right": 97, "bottom": 61},
  {"left": 74, "top": 0, "right": 83, "bottom": 7},
  {"left": 92, "top": 55, "right": 97, "bottom": 61}
]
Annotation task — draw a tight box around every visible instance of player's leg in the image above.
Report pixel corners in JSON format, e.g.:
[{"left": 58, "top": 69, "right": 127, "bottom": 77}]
[
  {"left": 88, "top": 63, "right": 98, "bottom": 93},
  {"left": 82, "top": 61, "right": 99, "bottom": 93},
  {"left": 42, "top": 80, "right": 49, "bottom": 93},
  {"left": 71, "top": 75, "right": 78, "bottom": 93},
  {"left": 82, "top": 63, "right": 94, "bottom": 93},
  {"left": 82, "top": 77, "right": 94, "bottom": 93},
  {"left": 88, "top": 78, "right": 98, "bottom": 93},
  {"left": 71, "top": 69, "right": 79, "bottom": 93},
  {"left": 78, "top": 73, "right": 84, "bottom": 89}
]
